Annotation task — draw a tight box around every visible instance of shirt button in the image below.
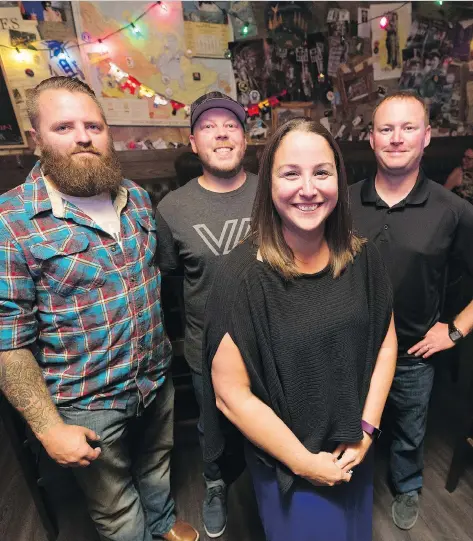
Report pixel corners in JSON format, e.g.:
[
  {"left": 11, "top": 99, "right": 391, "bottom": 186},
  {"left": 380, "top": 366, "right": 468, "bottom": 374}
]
[
  {"left": 111, "top": 245, "right": 117, "bottom": 252},
  {"left": 138, "top": 311, "right": 143, "bottom": 318},
  {"left": 384, "top": 224, "right": 389, "bottom": 230},
  {"left": 130, "top": 276, "right": 136, "bottom": 283},
  {"left": 387, "top": 210, "right": 392, "bottom": 214}
]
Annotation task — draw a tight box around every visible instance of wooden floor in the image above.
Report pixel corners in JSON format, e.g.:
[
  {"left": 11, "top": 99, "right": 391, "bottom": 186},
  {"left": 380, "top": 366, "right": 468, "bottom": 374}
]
[{"left": 30, "top": 350, "right": 473, "bottom": 541}]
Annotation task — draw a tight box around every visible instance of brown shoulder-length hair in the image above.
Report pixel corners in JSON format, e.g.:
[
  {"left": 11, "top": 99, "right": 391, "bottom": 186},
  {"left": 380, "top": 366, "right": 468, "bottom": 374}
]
[{"left": 251, "top": 117, "right": 365, "bottom": 280}]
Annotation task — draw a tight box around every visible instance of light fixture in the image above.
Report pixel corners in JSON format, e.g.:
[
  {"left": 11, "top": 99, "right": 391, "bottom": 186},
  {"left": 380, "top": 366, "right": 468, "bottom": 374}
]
[
  {"left": 97, "top": 39, "right": 108, "bottom": 54},
  {"left": 130, "top": 22, "right": 140, "bottom": 34},
  {"left": 379, "top": 15, "right": 388, "bottom": 29},
  {"left": 241, "top": 22, "right": 250, "bottom": 36},
  {"left": 15, "top": 47, "right": 26, "bottom": 61}
]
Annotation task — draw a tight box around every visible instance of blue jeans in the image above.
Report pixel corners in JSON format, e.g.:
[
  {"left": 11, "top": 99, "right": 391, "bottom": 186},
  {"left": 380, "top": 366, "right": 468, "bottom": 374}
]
[
  {"left": 58, "top": 376, "right": 176, "bottom": 541},
  {"left": 387, "top": 359, "right": 435, "bottom": 494},
  {"left": 191, "top": 371, "right": 222, "bottom": 481}
]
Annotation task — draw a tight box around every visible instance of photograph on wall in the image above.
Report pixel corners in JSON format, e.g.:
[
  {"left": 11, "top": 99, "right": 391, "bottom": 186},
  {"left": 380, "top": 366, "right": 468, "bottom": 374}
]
[
  {"left": 9, "top": 28, "right": 36, "bottom": 47},
  {"left": 20, "top": 1, "right": 66, "bottom": 22},
  {"left": 370, "top": 2, "right": 412, "bottom": 81},
  {"left": 358, "top": 7, "right": 371, "bottom": 39},
  {"left": 182, "top": 1, "right": 228, "bottom": 24},
  {"left": 272, "top": 102, "right": 314, "bottom": 129}
]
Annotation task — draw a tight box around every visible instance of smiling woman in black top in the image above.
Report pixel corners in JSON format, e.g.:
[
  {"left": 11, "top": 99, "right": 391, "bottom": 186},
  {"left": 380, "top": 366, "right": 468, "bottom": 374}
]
[{"left": 203, "top": 118, "right": 397, "bottom": 541}]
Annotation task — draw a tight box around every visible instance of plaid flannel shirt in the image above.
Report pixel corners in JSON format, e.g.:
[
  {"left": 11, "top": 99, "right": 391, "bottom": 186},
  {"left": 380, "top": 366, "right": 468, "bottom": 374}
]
[{"left": 0, "top": 163, "right": 172, "bottom": 409}]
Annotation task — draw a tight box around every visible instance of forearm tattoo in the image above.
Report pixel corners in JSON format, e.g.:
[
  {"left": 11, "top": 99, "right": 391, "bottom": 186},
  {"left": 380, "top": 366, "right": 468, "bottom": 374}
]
[{"left": 0, "top": 349, "right": 61, "bottom": 435}]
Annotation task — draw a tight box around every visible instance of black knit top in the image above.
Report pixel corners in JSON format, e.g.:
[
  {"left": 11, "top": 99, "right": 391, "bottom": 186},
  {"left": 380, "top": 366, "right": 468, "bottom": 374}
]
[{"left": 202, "top": 238, "right": 392, "bottom": 494}]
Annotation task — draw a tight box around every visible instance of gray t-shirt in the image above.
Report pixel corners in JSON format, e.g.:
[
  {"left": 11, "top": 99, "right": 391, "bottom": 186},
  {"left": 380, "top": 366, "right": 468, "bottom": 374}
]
[{"left": 155, "top": 173, "right": 257, "bottom": 373}]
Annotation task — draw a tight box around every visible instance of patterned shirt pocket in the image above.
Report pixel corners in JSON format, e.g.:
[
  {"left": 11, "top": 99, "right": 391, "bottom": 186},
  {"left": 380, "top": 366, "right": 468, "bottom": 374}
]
[
  {"left": 30, "top": 232, "right": 106, "bottom": 297},
  {"left": 136, "top": 212, "right": 158, "bottom": 268}
]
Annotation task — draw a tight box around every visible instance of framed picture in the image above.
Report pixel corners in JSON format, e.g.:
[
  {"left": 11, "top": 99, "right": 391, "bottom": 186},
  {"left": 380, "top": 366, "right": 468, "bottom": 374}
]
[
  {"left": 337, "top": 64, "right": 374, "bottom": 111},
  {"left": 246, "top": 116, "right": 270, "bottom": 144},
  {"left": 272, "top": 102, "right": 314, "bottom": 129}
]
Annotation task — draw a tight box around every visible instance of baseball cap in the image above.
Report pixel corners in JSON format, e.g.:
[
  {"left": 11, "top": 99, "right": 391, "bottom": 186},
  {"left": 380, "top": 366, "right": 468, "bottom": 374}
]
[{"left": 190, "top": 91, "right": 246, "bottom": 133}]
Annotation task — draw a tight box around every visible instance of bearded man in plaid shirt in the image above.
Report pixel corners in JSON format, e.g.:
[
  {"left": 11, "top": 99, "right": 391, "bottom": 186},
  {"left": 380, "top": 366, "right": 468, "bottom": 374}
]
[{"left": 0, "top": 77, "right": 198, "bottom": 541}]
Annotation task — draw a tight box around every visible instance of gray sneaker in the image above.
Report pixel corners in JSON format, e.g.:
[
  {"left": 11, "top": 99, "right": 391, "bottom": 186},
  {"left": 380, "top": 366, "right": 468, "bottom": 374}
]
[
  {"left": 203, "top": 477, "right": 227, "bottom": 538},
  {"left": 392, "top": 491, "right": 419, "bottom": 530}
]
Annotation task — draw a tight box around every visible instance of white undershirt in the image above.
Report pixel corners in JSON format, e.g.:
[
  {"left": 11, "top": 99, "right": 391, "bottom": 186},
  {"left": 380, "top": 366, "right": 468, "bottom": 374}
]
[{"left": 59, "top": 191, "right": 121, "bottom": 244}]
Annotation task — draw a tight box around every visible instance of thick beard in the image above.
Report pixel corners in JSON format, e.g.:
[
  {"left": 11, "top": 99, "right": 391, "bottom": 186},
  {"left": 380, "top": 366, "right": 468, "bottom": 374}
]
[
  {"left": 40, "top": 139, "right": 123, "bottom": 197},
  {"left": 199, "top": 155, "right": 244, "bottom": 180}
]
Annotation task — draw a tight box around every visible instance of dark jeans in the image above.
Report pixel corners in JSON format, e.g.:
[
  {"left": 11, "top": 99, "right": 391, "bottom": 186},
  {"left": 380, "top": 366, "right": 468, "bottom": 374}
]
[
  {"left": 58, "top": 377, "right": 176, "bottom": 541},
  {"left": 191, "top": 370, "right": 222, "bottom": 481},
  {"left": 387, "top": 359, "right": 435, "bottom": 494}
]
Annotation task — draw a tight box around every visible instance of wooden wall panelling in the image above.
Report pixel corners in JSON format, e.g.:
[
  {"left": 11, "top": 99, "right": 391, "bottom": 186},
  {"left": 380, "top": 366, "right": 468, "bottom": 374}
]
[{"left": 1, "top": 137, "right": 473, "bottom": 195}]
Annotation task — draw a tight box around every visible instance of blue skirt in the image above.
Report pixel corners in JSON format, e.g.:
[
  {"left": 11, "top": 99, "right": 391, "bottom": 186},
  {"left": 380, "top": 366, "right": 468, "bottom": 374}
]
[{"left": 246, "top": 447, "right": 374, "bottom": 541}]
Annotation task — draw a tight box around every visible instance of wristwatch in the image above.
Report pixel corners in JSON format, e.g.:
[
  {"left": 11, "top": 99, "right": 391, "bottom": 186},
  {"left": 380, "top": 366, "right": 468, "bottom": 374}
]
[
  {"left": 361, "top": 420, "right": 382, "bottom": 440},
  {"left": 448, "top": 321, "right": 464, "bottom": 344}
]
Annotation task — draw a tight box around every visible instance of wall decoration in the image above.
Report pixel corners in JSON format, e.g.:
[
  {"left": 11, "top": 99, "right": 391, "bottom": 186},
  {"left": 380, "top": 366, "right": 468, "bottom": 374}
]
[
  {"left": 370, "top": 2, "right": 412, "bottom": 81},
  {"left": 20, "top": 1, "right": 66, "bottom": 23},
  {"left": 73, "top": 1, "right": 236, "bottom": 126},
  {"left": 272, "top": 102, "right": 314, "bottom": 130},
  {"left": 183, "top": 1, "right": 231, "bottom": 58},
  {"left": 358, "top": 7, "right": 370, "bottom": 39},
  {"left": 0, "top": 3, "right": 85, "bottom": 131},
  {"left": 337, "top": 61, "right": 374, "bottom": 111},
  {"left": 400, "top": 17, "right": 465, "bottom": 132},
  {"left": 183, "top": 20, "right": 231, "bottom": 58},
  {"left": 182, "top": 2, "right": 228, "bottom": 25},
  {"left": 0, "top": 54, "right": 27, "bottom": 149},
  {"left": 265, "top": 1, "right": 311, "bottom": 49},
  {"left": 229, "top": 1, "right": 257, "bottom": 39},
  {"left": 1, "top": 0, "right": 472, "bottom": 143},
  {"left": 0, "top": 5, "right": 50, "bottom": 130},
  {"left": 246, "top": 115, "right": 270, "bottom": 143},
  {"left": 231, "top": 35, "right": 331, "bottom": 108}
]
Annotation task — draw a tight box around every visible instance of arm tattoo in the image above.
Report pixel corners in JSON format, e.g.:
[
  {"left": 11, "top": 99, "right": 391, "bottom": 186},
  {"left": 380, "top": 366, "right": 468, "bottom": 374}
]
[{"left": 0, "top": 349, "right": 62, "bottom": 436}]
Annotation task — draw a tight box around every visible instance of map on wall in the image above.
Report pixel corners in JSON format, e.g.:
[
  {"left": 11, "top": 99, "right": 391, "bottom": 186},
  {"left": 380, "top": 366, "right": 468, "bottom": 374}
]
[{"left": 73, "top": 1, "right": 236, "bottom": 126}]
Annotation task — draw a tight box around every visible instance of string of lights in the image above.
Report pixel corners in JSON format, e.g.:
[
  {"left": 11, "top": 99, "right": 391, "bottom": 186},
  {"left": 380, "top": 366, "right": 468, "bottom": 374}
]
[
  {"left": 0, "top": 0, "right": 420, "bottom": 57},
  {"left": 0, "top": 1, "right": 169, "bottom": 54}
]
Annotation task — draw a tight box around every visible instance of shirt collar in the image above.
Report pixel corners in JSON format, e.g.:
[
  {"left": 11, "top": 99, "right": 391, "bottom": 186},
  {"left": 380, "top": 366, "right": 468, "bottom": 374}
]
[
  {"left": 24, "top": 161, "right": 129, "bottom": 219},
  {"left": 360, "top": 169, "right": 430, "bottom": 207}
]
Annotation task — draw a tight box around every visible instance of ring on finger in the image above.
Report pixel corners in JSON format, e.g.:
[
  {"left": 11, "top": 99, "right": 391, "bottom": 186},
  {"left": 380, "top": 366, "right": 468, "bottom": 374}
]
[{"left": 347, "top": 469, "right": 354, "bottom": 475}]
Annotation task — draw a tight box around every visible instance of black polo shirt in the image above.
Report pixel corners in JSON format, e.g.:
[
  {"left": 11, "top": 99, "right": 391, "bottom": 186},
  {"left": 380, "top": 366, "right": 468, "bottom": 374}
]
[{"left": 349, "top": 172, "right": 473, "bottom": 357}]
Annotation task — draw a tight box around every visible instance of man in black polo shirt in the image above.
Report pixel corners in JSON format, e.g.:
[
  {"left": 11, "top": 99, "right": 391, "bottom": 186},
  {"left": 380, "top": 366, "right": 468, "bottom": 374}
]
[{"left": 350, "top": 91, "right": 473, "bottom": 530}]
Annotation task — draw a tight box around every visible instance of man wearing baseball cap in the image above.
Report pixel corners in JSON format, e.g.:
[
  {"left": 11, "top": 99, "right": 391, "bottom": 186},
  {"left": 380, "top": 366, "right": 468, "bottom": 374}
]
[{"left": 155, "top": 92, "right": 257, "bottom": 538}]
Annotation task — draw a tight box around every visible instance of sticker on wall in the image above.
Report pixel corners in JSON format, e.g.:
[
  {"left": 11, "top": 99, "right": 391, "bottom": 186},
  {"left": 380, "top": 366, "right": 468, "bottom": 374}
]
[
  {"left": 357, "top": 7, "right": 370, "bottom": 39},
  {"left": 249, "top": 90, "right": 260, "bottom": 103}
]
